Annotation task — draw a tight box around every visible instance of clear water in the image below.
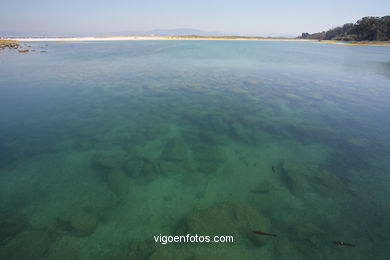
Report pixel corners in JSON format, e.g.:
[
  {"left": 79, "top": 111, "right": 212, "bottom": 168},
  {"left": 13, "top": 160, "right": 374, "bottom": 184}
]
[{"left": 0, "top": 40, "right": 390, "bottom": 259}]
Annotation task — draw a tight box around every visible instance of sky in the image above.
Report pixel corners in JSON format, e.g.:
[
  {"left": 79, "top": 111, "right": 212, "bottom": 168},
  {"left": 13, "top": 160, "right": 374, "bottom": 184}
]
[{"left": 1, "top": 0, "right": 389, "bottom": 37}]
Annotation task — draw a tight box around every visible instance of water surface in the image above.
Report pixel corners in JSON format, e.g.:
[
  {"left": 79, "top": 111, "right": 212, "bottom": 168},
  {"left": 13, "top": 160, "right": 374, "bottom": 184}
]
[{"left": 0, "top": 40, "right": 390, "bottom": 259}]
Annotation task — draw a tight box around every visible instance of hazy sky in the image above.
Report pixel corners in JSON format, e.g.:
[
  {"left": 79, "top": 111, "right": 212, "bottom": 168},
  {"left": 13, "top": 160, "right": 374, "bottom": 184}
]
[{"left": 1, "top": 0, "right": 389, "bottom": 36}]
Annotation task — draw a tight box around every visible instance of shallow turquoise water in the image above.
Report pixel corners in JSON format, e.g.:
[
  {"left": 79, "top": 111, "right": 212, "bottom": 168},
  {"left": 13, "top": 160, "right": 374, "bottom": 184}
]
[{"left": 0, "top": 40, "right": 390, "bottom": 259}]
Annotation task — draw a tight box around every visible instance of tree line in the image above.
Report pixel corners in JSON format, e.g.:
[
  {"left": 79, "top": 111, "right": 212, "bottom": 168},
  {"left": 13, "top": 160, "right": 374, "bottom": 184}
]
[{"left": 299, "top": 16, "right": 390, "bottom": 41}]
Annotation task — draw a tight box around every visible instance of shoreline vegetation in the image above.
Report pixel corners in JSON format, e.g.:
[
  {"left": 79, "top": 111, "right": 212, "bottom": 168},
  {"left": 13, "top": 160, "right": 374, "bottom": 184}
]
[{"left": 299, "top": 16, "right": 390, "bottom": 42}]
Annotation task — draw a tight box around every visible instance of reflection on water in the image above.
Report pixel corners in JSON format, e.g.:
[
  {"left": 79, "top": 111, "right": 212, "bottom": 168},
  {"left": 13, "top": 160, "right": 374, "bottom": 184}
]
[{"left": 0, "top": 40, "right": 390, "bottom": 259}]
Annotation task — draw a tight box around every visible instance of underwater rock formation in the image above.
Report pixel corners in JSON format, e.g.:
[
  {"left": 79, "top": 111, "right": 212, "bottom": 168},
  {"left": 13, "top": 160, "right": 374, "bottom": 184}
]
[
  {"left": 160, "top": 138, "right": 188, "bottom": 162},
  {"left": 147, "top": 247, "right": 177, "bottom": 260},
  {"left": 57, "top": 209, "right": 98, "bottom": 237},
  {"left": 93, "top": 149, "right": 160, "bottom": 187},
  {"left": 182, "top": 130, "right": 228, "bottom": 146},
  {"left": 208, "top": 115, "right": 230, "bottom": 133},
  {"left": 251, "top": 180, "right": 274, "bottom": 195},
  {"left": 273, "top": 237, "right": 304, "bottom": 260},
  {"left": 279, "top": 162, "right": 347, "bottom": 197},
  {"left": 146, "top": 244, "right": 230, "bottom": 260},
  {"left": 294, "top": 223, "right": 324, "bottom": 242},
  {"left": 93, "top": 150, "right": 136, "bottom": 192},
  {"left": 93, "top": 150, "right": 128, "bottom": 170},
  {"left": 191, "top": 255, "right": 228, "bottom": 260},
  {"left": 107, "top": 168, "right": 130, "bottom": 196},
  {"left": 193, "top": 145, "right": 226, "bottom": 173},
  {"left": 159, "top": 137, "right": 191, "bottom": 176},
  {"left": 124, "top": 158, "right": 143, "bottom": 178},
  {"left": 180, "top": 200, "right": 271, "bottom": 246},
  {"left": 0, "top": 213, "right": 29, "bottom": 246},
  {"left": 127, "top": 240, "right": 156, "bottom": 260},
  {"left": 140, "top": 160, "right": 159, "bottom": 182},
  {"left": 197, "top": 131, "right": 228, "bottom": 145},
  {"left": 230, "top": 121, "right": 254, "bottom": 143},
  {"left": 125, "top": 157, "right": 159, "bottom": 184},
  {"left": 0, "top": 229, "right": 52, "bottom": 260}
]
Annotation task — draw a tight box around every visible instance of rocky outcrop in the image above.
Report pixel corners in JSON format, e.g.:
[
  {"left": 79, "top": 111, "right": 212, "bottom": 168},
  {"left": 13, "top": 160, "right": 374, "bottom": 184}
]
[
  {"left": 0, "top": 40, "right": 19, "bottom": 50},
  {"left": 0, "top": 40, "right": 31, "bottom": 53}
]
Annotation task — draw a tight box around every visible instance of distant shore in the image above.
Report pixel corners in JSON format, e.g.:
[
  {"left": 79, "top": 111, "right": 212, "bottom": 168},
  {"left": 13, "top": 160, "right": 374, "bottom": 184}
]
[
  {"left": 3, "top": 36, "right": 390, "bottom": 46},
  {"left": 9, "top": 36, "right": 313, "bottom": 42}
]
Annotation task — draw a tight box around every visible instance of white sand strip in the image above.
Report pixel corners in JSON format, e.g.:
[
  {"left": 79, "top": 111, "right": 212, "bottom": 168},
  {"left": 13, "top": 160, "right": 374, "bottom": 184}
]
[{"left": 9, "top": 36, "right": 315, "bottom": 42}]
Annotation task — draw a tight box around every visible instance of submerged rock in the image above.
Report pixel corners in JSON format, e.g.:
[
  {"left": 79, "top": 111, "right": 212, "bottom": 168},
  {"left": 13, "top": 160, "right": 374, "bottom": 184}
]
[
  {"left": 107, "top": 168, "right": 130, "bottom": 195},
  {"left": 197, "top": 131, "right": 228, "bottom": 145},
  {"left": 230, "top": 121, "right": 253, "bottom": 143},
  {"left": 251, "top": 180, "right": 274, "bottom": 195},
  {"left": 140, "top": 160, "right": 159, "bottom": 183},
  {"left": 279, "top": 162, "right": 347, "bottom": 197},
  {"left": 279, "top": 163, "right": 311, "bottom": 196},
  {"left": 146, "top": 244, "right": 230, "bottom": 260},
  {"left": 294, "top": 223, "right": 323, "bottom": 242},
  {"left": 69, "top": 211, "right": 98, "bottom": 236},
  {"left": 148, "top": 247, "right": 177, "bottom": 260},
  {"left": 192, "top": 255, "right": 228, "bottom": 260},
  {"left": 181, "top": 130, "right": 227, "bottom": 146},
  {"left": 273, "top": 237, "right": 304, "bottom": 260},
  {"left": 57, "top": 209, "right": 98, "bottom": 237},
  {"left": 128, "top": 240, "right": 156, "bottom": 260},
  {"left": 124, "top": 158, "right": 144, "bottom": 178},
  {"left": 208, "top": 115, "right": 230, "bottom": 133},
  {"left": 193, "top": 145, "right": 226, "bottom": 173},
  {"left": 0, "top": 229, "right": 52, "bottom": 260},
  {"left": 180, "top": 201, "right": 271, "bottom": 246},
  {"left": 92, "top": 149, "right": 149, "bottom": 191},
  {"left": 0, "top": 213, "right": 29, "bottom": 245},
  {"left": 160, "top": 138, "right": 188, "bottom": 162},
  {"left": 93, "top": 150, "right": 129, "bottom": 170},
  {"left": 125, "top": 157, "right": 159, "bottom": 184}
]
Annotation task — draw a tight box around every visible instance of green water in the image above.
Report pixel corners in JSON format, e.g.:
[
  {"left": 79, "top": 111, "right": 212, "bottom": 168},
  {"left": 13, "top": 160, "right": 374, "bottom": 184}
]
[{"left": 0, "top": 40, "right": 390, "bottom": 259}]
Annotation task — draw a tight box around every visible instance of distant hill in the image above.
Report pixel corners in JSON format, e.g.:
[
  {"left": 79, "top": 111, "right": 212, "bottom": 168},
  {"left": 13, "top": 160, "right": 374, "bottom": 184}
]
[
  {"left": 1, "top": 28, "right": 297, "bottom": 38},
  {"left": 299, "top": 16, "right": 390, "bottom": 41},
  {"left": 124, "top": 28, "right": 223, "bottom": 36},
  {"left": 0, "top": 28, "right": 223, "bottom": 38}
]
